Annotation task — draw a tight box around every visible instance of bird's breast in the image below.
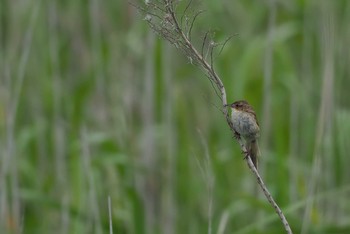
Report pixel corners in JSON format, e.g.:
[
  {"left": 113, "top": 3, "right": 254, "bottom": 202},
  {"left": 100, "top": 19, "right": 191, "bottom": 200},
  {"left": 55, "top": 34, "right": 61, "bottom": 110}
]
[{"left": 231, "top": 109, "right": 260, "bottom": 140}]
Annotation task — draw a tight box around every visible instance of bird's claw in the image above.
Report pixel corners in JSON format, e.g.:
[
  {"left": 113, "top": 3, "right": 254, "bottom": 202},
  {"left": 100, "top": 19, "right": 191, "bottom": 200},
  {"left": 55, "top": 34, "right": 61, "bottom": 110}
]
[
  {"left": 233, "top": 131, "right": 241, "bottom": 140},
  {"left": 241, "top": 150, "right": 249, "bottom": 160}
]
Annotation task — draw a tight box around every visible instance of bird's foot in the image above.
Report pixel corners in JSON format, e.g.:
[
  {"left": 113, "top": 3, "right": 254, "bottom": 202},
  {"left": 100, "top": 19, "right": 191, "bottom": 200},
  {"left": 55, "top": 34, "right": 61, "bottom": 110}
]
[
  {"left": 233, "top": 131, "right": 241, "bottom": 140},
  {"left": 241, "top": 150, "right": 249, "bottom": 160}
]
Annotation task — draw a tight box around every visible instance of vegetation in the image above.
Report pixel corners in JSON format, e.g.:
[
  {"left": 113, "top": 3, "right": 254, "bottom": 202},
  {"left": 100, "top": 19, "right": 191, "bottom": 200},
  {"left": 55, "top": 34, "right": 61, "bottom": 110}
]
[{"left": 1, "top": 0, "right": 350, "bottom": 233}]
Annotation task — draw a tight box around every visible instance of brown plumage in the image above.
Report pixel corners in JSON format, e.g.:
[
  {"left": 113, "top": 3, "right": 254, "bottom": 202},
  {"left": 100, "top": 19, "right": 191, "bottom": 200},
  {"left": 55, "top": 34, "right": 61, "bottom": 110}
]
[{"left": 229, "top": 100, "right": 260, "bottom": 168}]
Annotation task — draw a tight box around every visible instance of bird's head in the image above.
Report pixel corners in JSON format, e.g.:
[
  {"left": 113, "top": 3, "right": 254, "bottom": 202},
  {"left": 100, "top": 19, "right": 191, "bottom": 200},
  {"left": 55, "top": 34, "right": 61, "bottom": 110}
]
[{"left": 228, "top": 100, "right": 250, "bottom": 111}]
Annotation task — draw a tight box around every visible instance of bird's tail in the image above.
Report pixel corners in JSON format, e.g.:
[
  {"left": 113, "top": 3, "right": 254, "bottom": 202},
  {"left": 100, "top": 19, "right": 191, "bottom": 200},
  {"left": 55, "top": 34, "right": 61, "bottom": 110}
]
[{"left": 249, "top": 140, "right": 259, "bottom": 169}]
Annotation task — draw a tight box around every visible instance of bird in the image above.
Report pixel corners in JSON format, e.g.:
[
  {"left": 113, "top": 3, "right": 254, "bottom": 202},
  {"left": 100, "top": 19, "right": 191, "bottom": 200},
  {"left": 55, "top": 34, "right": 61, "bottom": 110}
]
[{"left": 227, "top": 100, "right": 260, "bottom": 168}]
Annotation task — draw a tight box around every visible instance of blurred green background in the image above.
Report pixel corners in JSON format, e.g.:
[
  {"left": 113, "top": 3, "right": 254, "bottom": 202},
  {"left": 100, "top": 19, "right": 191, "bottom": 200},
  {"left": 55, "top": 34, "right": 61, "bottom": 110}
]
[{"left": 1, "top": 0, "right": 350, "bottom": 233}]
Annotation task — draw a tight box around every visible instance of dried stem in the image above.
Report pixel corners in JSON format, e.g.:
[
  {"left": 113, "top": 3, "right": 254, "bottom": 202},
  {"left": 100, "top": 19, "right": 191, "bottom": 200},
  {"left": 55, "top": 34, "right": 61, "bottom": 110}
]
[{"left": 134, "top": 0, "right": 293, "bottom": 233}]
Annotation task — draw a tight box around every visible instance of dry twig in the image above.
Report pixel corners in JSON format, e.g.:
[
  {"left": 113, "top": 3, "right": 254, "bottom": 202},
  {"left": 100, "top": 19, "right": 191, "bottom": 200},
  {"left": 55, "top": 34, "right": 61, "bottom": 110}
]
[{"left": 134, "top": 0, "right": 293, "bottom": 233}]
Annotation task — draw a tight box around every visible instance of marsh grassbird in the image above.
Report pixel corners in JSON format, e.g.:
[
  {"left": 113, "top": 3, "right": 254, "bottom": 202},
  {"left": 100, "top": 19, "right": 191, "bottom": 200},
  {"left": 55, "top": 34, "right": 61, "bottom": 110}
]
[{"left": 228, "top": 100, "right": 260, "bottom": 168}]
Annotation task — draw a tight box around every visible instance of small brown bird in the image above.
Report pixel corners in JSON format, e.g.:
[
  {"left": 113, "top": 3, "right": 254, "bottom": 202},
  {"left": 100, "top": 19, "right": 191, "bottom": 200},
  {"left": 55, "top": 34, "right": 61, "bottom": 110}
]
[{"left": 228, "top": 100, "right": 260, "bottom": 168}]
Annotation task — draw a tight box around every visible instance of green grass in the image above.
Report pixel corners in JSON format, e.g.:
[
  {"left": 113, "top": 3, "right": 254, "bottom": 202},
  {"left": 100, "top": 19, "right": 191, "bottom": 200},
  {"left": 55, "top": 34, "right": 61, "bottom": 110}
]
[{"left": 1, "top": 0, "right": 350, "bottom": 233}]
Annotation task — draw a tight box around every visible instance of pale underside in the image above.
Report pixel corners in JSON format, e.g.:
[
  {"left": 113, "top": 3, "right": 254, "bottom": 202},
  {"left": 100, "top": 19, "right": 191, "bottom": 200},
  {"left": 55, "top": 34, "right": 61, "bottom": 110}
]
[{"left": 231, "top": 108, "right": 260, "bottom": 141}]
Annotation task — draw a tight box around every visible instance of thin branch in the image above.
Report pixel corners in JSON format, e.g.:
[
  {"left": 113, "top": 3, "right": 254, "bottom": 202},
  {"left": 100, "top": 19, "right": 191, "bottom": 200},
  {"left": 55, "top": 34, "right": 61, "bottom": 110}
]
[
  {"left": 201, "top": 31, "right": 209, "bottom": 57},
  {"left": 204, "top": 33, "right": 214, "bottom": 62},
  {"left": 217, "top": 34, "right": 237, "bottom": 56},
  {"left": 210, "top": 42, "right": 215, "bottom": 70},
  {"left": 181, "top": 0, "right": 193, "bottom": 27},
  {"left": 232, "top": 131, "right": 292, "bottom": 233},
  {"left": 188, "top": 10, "right": 205, "bottom": 40},
  {"left": 208, "top": 99, "right": 225, "bottom": 115},
  {"left": 205, "top": 73, "right": 222, "bottom": 101},
  {"left": 246, "top": 157, "right": 292, "bottom": 233},
  {"left": 134, "top": 1, "right": 293, "bottom": 233}
]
